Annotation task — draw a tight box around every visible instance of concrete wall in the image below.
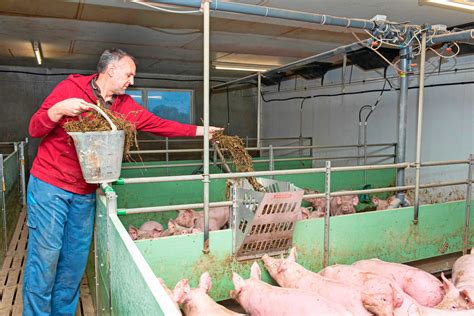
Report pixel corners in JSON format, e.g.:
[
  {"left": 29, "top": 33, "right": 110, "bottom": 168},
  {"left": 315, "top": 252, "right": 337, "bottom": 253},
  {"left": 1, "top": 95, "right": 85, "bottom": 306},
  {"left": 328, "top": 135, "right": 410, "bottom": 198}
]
[
  {"left": 261, "top": 53, "right": 474, "bottom": 196},
  {"left": 0, "top": 66, "right": 256, "bottom": 163}
]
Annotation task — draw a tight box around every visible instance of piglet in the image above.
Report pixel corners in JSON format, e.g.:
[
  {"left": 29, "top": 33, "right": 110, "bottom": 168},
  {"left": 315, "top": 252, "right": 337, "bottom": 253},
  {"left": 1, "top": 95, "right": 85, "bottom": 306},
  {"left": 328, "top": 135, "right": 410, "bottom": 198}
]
[
  {"left": 175, "top": 206, "right": 229, "bottom": 231},
  {"left": 330, "top": 194, "right": 359, "bottom": 216},
  {"left": 128, "top": 221, "right": 163, "bottom": 240},
  {"left": 231, "top": 262, "right": 350, "bottom": 315},
  {"left": 168, "top": 220, "right": 202, "bottom": 236},
  {"left": 303, "top": 189, "right": 328, "bottom": 214},
  {"left": 353, "top": 258, "right": 445, "bottom": 307},
  {"left": 173, "top": 272, "right": 244, "bottom": 316}
]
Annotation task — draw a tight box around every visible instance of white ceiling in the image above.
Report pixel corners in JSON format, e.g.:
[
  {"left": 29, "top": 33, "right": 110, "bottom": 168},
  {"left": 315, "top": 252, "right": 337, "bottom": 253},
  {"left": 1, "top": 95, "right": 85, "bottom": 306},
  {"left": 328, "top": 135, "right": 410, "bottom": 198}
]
[{"left": 0, "top": 0, "right": 472, "bottom": 77}]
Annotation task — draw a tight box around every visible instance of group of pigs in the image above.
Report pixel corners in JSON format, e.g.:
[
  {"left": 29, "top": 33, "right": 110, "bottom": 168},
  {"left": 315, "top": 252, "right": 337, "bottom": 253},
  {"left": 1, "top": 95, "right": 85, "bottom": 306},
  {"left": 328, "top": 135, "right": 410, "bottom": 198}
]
[
  {"left": 302, "top": 189, "right": 411, "bottom": 219},
  {"left": 128, "top": 206, "right": 230, "bottom": 240},
  {"left": 161, "top": 248, "right": 474, "bottom": 315},
  {"left": 128, "top": 192, "right": 410, "bottom": 240}
]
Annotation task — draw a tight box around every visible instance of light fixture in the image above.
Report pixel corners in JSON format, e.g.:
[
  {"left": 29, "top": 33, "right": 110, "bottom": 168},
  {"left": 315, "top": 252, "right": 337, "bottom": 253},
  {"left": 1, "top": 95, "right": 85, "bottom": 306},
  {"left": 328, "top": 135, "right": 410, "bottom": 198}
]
[
  {"left": 419, "top": 0, "right": 474, "bottom": 13},
  {"left": 32, "top": 41, "right": 42, "bottom": 65},
  {"left": 214, "top": 64, "right": 271, "bottom": 72}
]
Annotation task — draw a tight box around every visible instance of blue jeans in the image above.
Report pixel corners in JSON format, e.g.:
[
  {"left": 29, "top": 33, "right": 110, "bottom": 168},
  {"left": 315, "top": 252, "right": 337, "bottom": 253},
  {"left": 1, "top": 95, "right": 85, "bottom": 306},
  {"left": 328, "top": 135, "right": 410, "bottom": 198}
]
[{"left": 23, "top": 176, "right": 96, "bottom": 316}]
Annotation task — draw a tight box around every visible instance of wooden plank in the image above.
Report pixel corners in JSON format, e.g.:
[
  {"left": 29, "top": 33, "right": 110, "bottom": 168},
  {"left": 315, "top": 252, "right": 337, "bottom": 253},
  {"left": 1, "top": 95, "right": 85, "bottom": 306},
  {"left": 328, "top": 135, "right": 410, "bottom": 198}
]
[
  {"left": 6, "top": 269, "right": 20, "bottom": 287},
  {"left": 80, "top": 279, "right": 95, "bottom": 315},
  {"left": 0, "top": 285, "right": 17, "bottom": 310}
]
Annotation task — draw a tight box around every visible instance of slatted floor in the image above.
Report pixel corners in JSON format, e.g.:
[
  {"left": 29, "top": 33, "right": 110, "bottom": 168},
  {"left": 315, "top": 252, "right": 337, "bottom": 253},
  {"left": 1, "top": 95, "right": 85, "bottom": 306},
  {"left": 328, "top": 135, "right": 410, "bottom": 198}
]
[{"left": 0, "top": 210, "right": 95, "bottom": 315}]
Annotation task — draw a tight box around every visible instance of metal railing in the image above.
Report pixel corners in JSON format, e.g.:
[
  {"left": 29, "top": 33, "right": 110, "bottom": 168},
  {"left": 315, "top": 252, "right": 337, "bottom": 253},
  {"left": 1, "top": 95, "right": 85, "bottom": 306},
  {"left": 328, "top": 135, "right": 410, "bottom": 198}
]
[{"left": 113, "top": 155, "right": 473, "bottom": 264}]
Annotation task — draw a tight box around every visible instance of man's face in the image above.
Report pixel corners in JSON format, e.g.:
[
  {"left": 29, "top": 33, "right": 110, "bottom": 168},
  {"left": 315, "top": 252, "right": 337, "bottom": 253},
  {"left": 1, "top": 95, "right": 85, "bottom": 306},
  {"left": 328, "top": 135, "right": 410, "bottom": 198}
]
[{"left": 108, "top": 56, "right": 136, "bottom": 95}]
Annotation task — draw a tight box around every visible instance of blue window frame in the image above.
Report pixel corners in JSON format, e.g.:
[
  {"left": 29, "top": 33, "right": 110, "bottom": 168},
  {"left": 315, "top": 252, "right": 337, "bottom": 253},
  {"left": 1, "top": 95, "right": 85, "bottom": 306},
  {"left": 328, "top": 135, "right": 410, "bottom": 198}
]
[{"left": 126, "top": 88, "right": 193, "bottom": 124}]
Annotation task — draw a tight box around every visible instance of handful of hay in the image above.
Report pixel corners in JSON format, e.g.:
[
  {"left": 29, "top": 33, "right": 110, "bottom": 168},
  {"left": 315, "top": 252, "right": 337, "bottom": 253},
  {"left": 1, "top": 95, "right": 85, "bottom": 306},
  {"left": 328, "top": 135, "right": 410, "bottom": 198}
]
[
  {"left": 211, "top": 130, "right": 265, "bottom": 194},
  {"left": 63, "top": 104, "right": 137, "bottom": 160}
]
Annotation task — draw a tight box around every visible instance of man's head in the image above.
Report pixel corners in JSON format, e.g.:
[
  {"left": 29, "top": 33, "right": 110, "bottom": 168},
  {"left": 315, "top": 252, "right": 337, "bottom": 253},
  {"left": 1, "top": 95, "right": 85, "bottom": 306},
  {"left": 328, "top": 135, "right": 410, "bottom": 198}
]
[{"left": 97, "top": 48, "right": 136, "bottom": 95}]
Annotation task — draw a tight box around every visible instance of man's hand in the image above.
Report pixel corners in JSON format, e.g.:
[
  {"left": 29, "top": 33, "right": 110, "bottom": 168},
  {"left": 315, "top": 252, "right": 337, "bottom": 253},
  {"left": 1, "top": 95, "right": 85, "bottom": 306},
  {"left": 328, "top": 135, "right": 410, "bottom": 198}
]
[
  {"left": 195, "top": 126, "right": 224, "bottom": 140},
  {"left": 47, "top": 98, "right": 94, "bottom": 122}
]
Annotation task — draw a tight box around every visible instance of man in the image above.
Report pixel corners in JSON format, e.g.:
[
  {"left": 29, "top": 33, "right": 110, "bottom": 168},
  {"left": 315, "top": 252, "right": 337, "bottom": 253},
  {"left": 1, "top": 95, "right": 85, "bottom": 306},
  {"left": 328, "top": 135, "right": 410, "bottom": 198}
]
[{"left": 24, "top": 48, "right": 222, "bottom": 315}]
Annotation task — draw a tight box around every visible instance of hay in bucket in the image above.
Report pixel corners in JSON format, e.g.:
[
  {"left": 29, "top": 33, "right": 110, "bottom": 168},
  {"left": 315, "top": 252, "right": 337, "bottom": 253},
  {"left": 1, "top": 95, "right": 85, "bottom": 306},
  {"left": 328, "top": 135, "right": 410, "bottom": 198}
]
[{"left": 63, "top": 103, "right": 138, "bottom": 160}]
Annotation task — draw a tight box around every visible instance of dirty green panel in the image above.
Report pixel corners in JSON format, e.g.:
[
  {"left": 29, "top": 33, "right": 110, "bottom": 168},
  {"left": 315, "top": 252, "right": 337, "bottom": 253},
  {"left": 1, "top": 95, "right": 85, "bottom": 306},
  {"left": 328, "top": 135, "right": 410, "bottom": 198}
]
[
  {"left": 114, "top": 178, "right": 228, "bottom": 209},
  {"left": 135, "top": 200, "right": 472, "bottom": 302},
  {"left": 135, "top": 229, "right": 275, "bottom": 302},
  {"left": 329, "top": 201, "right": 474, "bottom": 265},
  {"left": 114, "top": 169, "right": 396, "bottom": 210},
  {"left": 109, "top": 217, "right": 170, "bottom": 315},
  {"left": 120, "top": 157, "right": 313, "bottom": 179}
]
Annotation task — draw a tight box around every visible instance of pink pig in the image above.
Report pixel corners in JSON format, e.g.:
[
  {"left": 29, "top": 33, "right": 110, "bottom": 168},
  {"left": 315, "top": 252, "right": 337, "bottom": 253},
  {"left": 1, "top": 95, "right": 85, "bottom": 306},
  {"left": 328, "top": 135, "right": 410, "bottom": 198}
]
[
  {"left": 353, "top": 258, "right": 445, "bottom": 307},
  {"left": 128, "top": 221, "right": 163, "bottom": 240},
  {"left": 363, "top": 283, "right": 474, "bottom": 316},
  {"left": 172, "top": 272, "right": 244, "bottom": 316},
  {"left": 330, "top": 194, "right": 359, "bottom": 216},
  {"left": 175, "top": 206, "right": 229, "bottom": 231},
  {"left": 231, "top": 262, "right": 350, "bottom": 315},
  {"left": 262, "top": 247, "right": 397, "bottom": 315}
]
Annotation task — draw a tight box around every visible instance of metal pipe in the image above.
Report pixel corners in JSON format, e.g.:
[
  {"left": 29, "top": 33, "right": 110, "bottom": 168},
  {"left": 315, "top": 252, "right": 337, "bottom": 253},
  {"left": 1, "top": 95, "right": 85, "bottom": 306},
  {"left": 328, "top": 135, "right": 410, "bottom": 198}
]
[
  {"left": 414, "top": 33, "right": 427, "bottom": 224},
  {"left": 269, "top": 145, "right": 274, "bottom": 179},
  {"left": 121, "top": 153, "right": 396, "bottom": 170},
  {"left": 213, "top": 143, "right": 232, "bottom": 173},
  {"left": 364, "top": 121, "right": 368, "bottom": 184},
  {"left": 257, "top": 72, "right": 262, "bottom": 149},
  {"left": 428, "top": 29, "right": 474, "bottom": 45},
  {"left": 19, "top": 142, "right": 26, "bottom": 206},
  {"left": 203, "top": 0, "right": 210, "bottom": 254},
  {"left": 165, "top": 137, "right": 169, "bottom": 176},
  {"left": 137, "top": 136, "right": 312, "bottom": 143},
  {"left": 212, "top": 40, "right": 368, "bottom": 90},
  {"left": 463, "top": 154, "right": 473, "bottom": 255},
  {"left": 0, "top": 154, "right": 7, "bottom": 253},
  {"left": 93, "top": 218, "right": 100, "bottom": 316},
  {"left": 118, "top": 201, "right": 233, "bottom": 215},
  {"left": 323, "top": 161, "right": 331, "bottom": 267},
  {"left": 117, "top": 180, "right": 469, "bottom": 215},
  {"left": 357, "top": 122, "right": 362, "bottom": 165},
  {"left": 396, "top": 46, "right": 410, "bottom": 204},
  {"left": 129, "top": 142, "right": 397, "bottom": 155},
  {"left": 119, "top": 162, "right": 411, "bottom": 185}
]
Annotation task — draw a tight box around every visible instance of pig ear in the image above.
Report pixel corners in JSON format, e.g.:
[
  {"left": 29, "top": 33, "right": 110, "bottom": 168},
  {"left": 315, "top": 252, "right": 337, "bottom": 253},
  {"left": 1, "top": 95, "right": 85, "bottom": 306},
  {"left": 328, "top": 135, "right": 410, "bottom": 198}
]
[
  {"left": 168, "top": 220, "right": 175, "bottom": 231},
  {"left": 250, "top": 262, "right": 261, "bottom": 280},
  {"left": 277, "top": 261, "right": 288, "bottom": 274},
  {"left": 441, "top": 272, "right": 457, "bottom": 292},
  {"left": 199, "top": 272, "right": 212, "bottom": 293},
  {"left": 231, "top": 272, "right": 245, "bottom": 295},
  {"left": 288, "top": 247, "right": 297, "bottom": 262},
  {"left": 152, "top": 228, "right": 162, "bottom": 238},
  {"left": 128, "top": 226, "right": 138, "bottom": 240},
  {"left": 353, "top": 195, "right": 359, "bottom": 205},
  {"left": 336, "top": 197, "right": 342, "bottom": 205},
  {"left": 172, "top": 279, "right": 190, "bottom": 305},
  {"left": 460, "top": 289, "right": 472, "bottom": 305},
  {"left": 372, "top": 197, "right": 379, "bottom": 205}
]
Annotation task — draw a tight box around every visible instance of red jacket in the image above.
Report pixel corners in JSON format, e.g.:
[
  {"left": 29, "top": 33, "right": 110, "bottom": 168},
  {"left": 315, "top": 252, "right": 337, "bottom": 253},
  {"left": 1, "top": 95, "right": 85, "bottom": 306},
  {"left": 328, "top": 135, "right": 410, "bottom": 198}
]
[{"left": 29, "top": 74, "right": 197, "bottom": 194}]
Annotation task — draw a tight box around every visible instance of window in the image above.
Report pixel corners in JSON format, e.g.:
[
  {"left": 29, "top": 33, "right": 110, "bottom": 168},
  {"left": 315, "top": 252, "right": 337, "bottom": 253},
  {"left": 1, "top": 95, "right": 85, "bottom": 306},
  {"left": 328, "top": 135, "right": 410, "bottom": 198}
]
[{"left": 126, "top": 88, "right": 193, "bottom": 124}]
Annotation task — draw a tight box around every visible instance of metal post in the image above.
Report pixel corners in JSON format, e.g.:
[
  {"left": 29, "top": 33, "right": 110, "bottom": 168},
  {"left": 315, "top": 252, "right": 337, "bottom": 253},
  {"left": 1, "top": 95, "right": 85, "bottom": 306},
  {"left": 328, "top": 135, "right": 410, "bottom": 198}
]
[
  {"left": 245, "top": 136, "right": 249, "bottom": 148},
  {"left": 342, "top": 54, "right": 347, "bottom": 93},
  {"left": 364, "top": 121, "right": 368, "bottom": 184},
  {"left": 0, "top": 154, "right": 7, "bottom": 254},
  {"left": 165, "top": 137, "right": 169, "bottom": 176},
  {"left": 105, "top": 188, "right": 117, "bottom": 314},
  {"left": 414, "top": 33, "right": 427, "bottom": 224},
  {"left": 202, "top": 0, "right": 211, "bottom": 254},
  {"left": 463, "top": 154, "right": 473, "bottom": 255},
  {"left": 257, "top": 72, "right": 262, "bottom": 150},
  {"left": 357, "top": 123, "right": 362, "bottom": 166},
  {"left": 323, "top": 160, "right": 331, "bottom": 267},
  {"left": 396, "top": 46, "right": 410, "bottom": 203},
  {"left": 93, "top": 222, "right": 100, "bottom": 316},
  {"left": 19, "top": 142, "right": 26, "bottom": 206},
  {"left": 269, "top": 145, "right": 274, "bottom": 179}
]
